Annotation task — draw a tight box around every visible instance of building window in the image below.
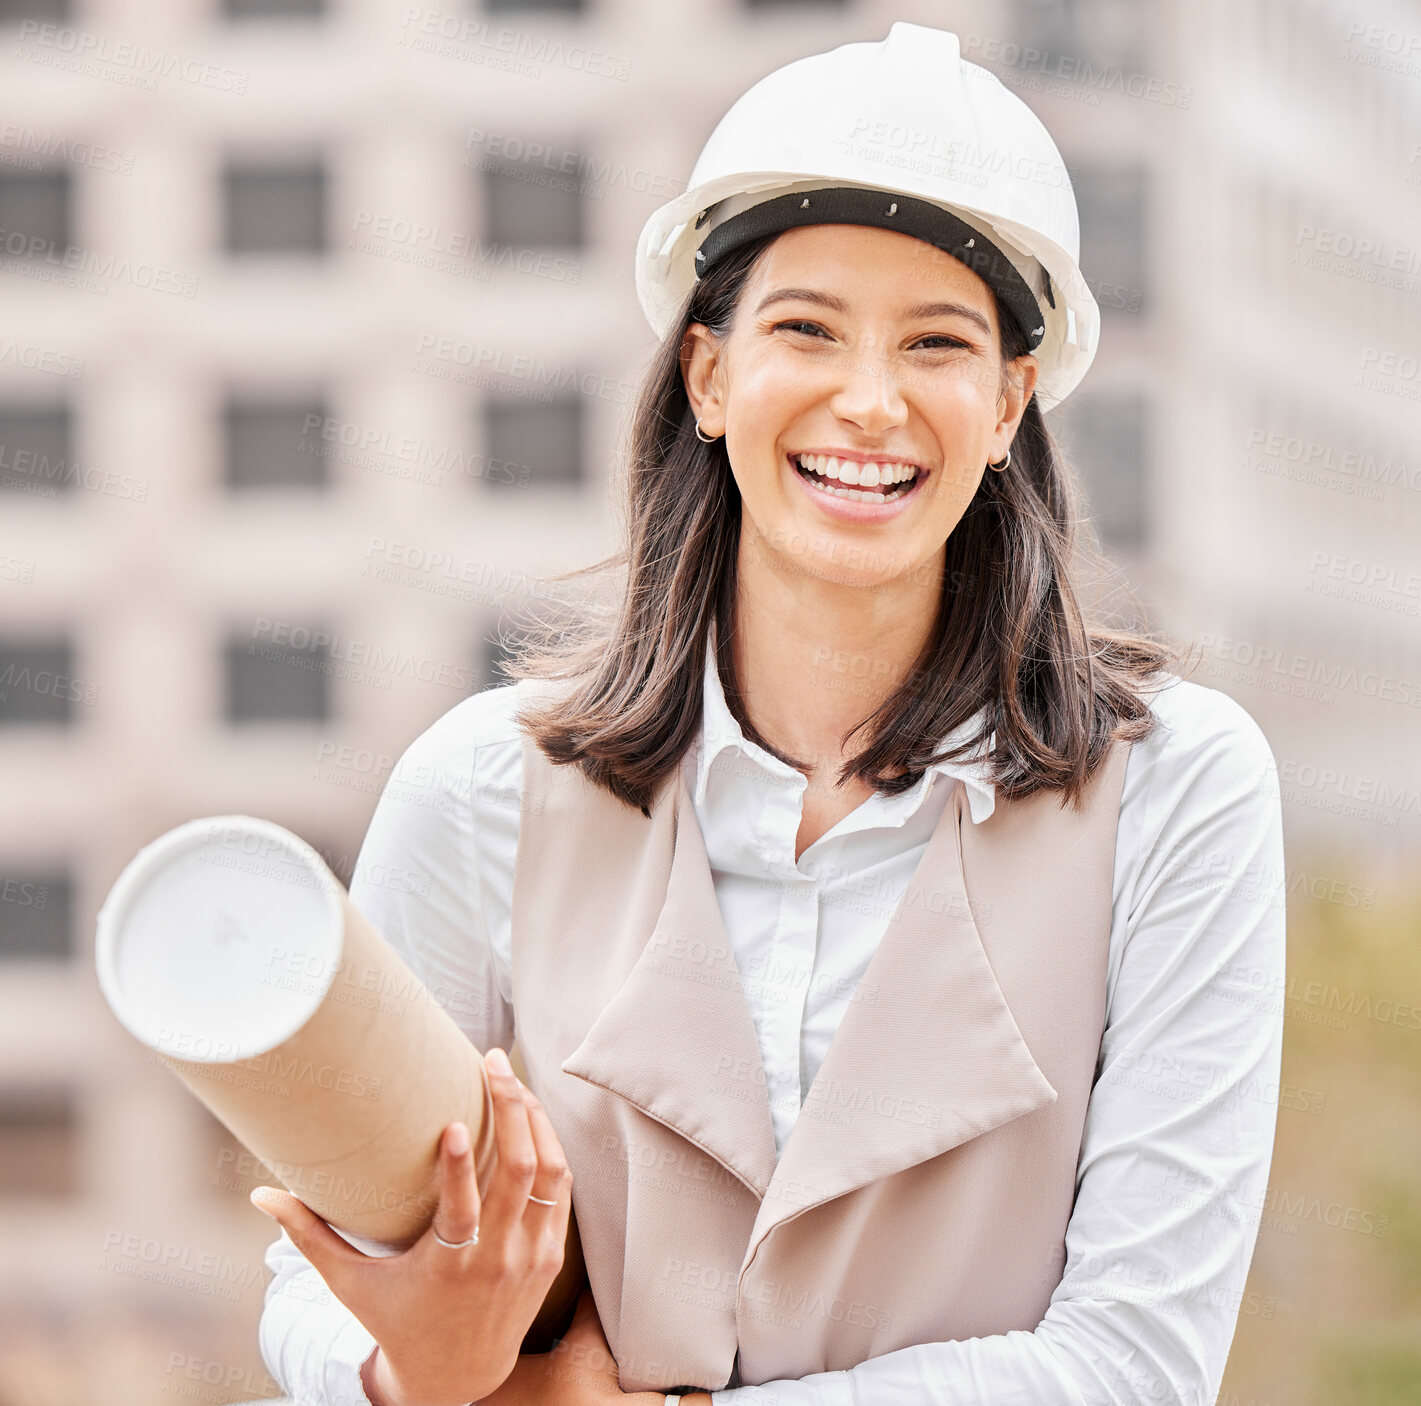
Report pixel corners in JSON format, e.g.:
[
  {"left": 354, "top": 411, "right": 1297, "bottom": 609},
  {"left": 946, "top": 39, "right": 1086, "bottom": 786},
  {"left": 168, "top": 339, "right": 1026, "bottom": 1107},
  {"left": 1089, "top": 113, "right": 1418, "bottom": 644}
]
[
  {"left": 224, "top": 626, "right": 331, "bottom": 723},
  {"left": 223, "top": 397, "right": 328, "bottom": 489},
  {"left": 1057, "top": 390, "right": 1150, "bottom": 550},
  {"left": 223, "top": 0, "right": 323, "bottom": 15},
  {"left": 1070, "top": 163, "right": 1149, "bottom": 318},
  {"left": 0, "top": 1087, "right": 78, "bottom": 1195},
  {"left": 0, "top": 169, "right": 74, "bottom": 263},
  {"left": 223, "top": 161, "right": 327, "bottom": 256},
  {"left": 483, "top": 395, "right": 582, "bottom": 490},
  {"left": 0, "top": 0, "right": 69, "bottom": 23},
  {"left": 1013, "top": 0, "right": 1148, "bottom": 73},
  {"left": 0, "top": 404, "right": 73, "bottom": 496},
  {"left": 0, "top": 639, "right": 80, "bottom": 726},
  {"left": 482, "top": 159, "right": 586, "bottom": 250},
  {"left": 0, "top": 868, "right": 71, "bottom": 959}
]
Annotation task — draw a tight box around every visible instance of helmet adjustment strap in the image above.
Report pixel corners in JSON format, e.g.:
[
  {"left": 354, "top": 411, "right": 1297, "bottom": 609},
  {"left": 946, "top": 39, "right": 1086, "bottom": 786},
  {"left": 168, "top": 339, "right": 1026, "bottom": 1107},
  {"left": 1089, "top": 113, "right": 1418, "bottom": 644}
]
[{"left": 693, "top": 185, "right": 1047, "bottom": 351}]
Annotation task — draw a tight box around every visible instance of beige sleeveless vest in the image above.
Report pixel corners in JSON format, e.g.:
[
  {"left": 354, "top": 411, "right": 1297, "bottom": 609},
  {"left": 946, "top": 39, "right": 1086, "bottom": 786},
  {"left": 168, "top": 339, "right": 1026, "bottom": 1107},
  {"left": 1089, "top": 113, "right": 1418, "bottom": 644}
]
[{"left": 508, "top": 682, "right": 1136, "bottom": 1393}]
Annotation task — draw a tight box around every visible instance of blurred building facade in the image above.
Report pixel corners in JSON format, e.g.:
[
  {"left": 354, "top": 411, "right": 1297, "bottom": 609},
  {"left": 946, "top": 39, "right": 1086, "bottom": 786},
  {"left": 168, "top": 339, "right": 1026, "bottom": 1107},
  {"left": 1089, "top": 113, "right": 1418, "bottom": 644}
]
[{"left": 0, "top": 0, "right": 1417, "bottom": 1400}]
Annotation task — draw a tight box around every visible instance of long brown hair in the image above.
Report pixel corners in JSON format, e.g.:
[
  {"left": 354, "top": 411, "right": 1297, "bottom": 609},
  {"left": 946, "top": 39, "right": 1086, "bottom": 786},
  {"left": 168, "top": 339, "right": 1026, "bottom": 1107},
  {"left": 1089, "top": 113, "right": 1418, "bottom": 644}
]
[{"left": 501, "top": 229, "right": 1187, "bottom": 818}]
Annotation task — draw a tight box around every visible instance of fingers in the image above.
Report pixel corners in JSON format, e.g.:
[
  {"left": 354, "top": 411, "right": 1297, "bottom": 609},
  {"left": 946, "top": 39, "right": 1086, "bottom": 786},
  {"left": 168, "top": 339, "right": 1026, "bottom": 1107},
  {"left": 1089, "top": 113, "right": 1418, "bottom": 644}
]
[
  {"left": 520, "top": 1091, "right": 573, "bottom": 1280},
  {"left": 249, "top": 1186, "right": 370, "bottom": 1291},
  {"left": 428, "top": 1120, "right": 480, "bottom": 1250},
  {"left": 480, "top": 1047, "right": 540, "bottom": 1230},
  {"left": 522, "top": 1093, "right": 573, "bottom": 1217}
]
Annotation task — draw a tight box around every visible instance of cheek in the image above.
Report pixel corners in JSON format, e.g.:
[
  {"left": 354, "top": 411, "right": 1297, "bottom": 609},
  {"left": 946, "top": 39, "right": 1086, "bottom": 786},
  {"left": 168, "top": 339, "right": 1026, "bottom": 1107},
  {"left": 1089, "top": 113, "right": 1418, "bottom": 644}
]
[
  {"left": 929, "top": 372, "right": 1002, "bottom": 458},
  {"left": 934, "top": 363, "right": 999, "bottom": 415},
  {"left": 934, "top": 466, "right": 986, "bottom": 512},
  {"left": 724, "top": 359, "right": 815, "bottom": 472},
  {"left": 735, "top": 346, "right": 833, "bottom": 411}
]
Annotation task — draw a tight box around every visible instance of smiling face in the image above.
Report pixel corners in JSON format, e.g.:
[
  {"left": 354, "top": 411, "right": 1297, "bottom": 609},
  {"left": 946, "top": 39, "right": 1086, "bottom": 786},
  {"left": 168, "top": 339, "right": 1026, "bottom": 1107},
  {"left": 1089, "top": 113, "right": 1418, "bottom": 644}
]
[{"left": 681, "top": 222, "right": 1039, "bottom": 591}]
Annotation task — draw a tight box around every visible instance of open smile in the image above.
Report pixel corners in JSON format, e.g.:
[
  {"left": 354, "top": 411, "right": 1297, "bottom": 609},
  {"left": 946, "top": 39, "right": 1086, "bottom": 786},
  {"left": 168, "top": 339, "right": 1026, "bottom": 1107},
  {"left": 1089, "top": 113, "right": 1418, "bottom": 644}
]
[{"left": 787, "top": 450, "right": 930, "bottom": 521}]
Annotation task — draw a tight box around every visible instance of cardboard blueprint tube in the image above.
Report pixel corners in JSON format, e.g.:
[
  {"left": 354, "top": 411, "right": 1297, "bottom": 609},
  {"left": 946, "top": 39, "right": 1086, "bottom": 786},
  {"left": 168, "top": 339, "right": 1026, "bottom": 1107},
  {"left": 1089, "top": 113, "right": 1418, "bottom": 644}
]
[{"left": 95, "top": 814, "right": 585, "bottom": 1347}]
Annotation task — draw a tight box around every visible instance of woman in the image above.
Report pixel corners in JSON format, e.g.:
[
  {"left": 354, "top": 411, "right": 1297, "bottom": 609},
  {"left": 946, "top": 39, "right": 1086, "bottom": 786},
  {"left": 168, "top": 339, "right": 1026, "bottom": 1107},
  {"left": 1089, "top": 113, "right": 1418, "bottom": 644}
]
[{"left": 255, "top": 22, "right": 1285, "bottom": 1406}]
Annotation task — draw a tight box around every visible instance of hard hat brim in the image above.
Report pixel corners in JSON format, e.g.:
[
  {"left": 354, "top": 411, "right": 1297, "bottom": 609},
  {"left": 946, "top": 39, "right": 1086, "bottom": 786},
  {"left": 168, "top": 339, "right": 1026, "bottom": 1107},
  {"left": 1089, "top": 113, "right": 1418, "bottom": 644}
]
[{"left": 636, "top": 173, "right": 1100, "bottom": 412}]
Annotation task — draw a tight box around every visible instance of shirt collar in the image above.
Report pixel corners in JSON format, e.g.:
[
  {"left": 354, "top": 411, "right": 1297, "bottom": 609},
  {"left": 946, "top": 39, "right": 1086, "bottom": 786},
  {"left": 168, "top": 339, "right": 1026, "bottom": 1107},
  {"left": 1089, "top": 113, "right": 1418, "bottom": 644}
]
[{"left": 690, "top": 620, "right": 997, "bottom": 825}]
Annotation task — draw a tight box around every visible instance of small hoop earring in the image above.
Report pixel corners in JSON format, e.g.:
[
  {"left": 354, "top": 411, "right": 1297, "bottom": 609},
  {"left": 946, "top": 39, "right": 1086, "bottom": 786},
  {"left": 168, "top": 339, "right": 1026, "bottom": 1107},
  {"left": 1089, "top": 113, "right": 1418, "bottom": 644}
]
[
  {"left": 988, "top": 448, "right": 1012, "bottom": 473},
  {"left": 695, "top": 417, "right": 719, "bottom": 444}
]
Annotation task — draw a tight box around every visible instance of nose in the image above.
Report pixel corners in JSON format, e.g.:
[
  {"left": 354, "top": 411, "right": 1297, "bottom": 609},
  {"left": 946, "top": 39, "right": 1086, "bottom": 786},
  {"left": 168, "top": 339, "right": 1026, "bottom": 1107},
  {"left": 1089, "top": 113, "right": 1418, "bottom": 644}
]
[{"left": 827, "top": 341, "right": 909, "bottom": 437}]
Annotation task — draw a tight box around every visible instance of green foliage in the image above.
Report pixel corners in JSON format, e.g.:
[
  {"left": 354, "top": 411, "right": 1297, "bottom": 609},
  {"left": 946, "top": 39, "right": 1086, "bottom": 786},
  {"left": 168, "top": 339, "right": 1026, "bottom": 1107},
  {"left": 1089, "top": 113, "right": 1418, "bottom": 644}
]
[
  {"left": 1364, "top": 1171, "right": 1421, "bottom": 1309},
  {"left": 1318, "top": 1334, "right": 1421, "bottom": 1406}
]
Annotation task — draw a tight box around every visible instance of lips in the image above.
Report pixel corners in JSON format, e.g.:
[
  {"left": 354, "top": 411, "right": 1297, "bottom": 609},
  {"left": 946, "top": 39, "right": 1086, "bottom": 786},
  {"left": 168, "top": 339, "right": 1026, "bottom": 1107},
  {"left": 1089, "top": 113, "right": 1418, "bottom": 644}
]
[
  {"left": 785, "top": 451, "right": 928, "bottom": 521},
  {"left": 793, "top": 451, "right": 923, "bottom": 493}
]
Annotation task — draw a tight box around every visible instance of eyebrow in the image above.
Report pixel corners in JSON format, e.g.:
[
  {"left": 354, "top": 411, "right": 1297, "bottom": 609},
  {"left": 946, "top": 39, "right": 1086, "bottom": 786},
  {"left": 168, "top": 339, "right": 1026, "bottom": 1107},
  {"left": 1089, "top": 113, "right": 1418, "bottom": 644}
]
[{"left": 753, "top": 287, "right": 992, "bottom": 337}]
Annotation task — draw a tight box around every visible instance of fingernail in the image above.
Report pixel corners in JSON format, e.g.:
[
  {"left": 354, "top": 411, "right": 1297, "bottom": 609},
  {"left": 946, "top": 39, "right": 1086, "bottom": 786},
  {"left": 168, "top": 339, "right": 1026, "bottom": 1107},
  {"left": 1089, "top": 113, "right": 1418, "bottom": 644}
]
[
  {"left": 487, "top": 1048, "right": 511, "bottom": 1077},
  {"left": 250, "top": 1187, "right": 280, "bottom": 1217},
  {"left": 447, "top": 1122, "right": 470, "bottom": 1157}
]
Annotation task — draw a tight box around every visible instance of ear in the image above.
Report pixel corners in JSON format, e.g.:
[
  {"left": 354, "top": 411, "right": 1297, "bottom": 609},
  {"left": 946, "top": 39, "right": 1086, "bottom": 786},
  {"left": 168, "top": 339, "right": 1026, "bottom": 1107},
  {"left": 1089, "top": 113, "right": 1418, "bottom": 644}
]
[
  {"left": 992, "top": 353, "right": 1039, "bottom": 460},
  {"left": 679, "top": 321, "right": 727, "bottom": 438}
]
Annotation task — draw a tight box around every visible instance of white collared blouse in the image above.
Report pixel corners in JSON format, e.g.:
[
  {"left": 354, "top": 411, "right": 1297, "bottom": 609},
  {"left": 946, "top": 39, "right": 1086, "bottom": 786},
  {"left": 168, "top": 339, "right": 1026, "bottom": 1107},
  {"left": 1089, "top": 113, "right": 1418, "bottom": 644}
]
[{"left": 258, "top": 634, "right": 1286, "bottom": 1406}]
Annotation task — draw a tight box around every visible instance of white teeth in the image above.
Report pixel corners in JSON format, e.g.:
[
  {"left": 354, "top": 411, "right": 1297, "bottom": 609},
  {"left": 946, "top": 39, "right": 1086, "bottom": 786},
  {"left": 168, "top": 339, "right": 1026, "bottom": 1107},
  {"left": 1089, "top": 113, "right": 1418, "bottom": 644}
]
[
  {"left": 794, "top": 452, "right": 920, "bottom": 504},
  {"left": 796, "top": 453, "right": 920, "bottom": 488}
]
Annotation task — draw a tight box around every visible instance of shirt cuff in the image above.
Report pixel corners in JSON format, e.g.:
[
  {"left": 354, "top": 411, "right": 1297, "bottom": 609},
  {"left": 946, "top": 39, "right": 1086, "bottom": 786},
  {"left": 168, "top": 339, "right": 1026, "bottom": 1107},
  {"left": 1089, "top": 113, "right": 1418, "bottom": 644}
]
[
  {"left": 325, "top": 1313, "right": 380, "bottom": 1406},
  {"left": 712, "top": 1369, "right": 854, "bottom": 1406}
]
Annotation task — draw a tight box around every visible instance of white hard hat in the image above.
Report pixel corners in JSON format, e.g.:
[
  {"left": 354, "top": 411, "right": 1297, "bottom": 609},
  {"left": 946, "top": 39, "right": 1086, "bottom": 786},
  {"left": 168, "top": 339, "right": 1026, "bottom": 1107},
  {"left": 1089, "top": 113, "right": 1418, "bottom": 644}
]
[{"left": 635, "top": 22, "right": 1100, "bottom": 411}]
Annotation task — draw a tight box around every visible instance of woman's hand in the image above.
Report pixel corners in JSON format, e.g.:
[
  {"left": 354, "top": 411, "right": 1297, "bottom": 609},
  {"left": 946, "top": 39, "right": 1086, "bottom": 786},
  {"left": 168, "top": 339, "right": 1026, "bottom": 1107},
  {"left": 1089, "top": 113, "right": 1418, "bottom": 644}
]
[
  {"left": 250, "top": 1046, "right": 573, "bottom": 1406},
  {"left": 472, "top": 1288, "right": 669, "bottom": 1406}
]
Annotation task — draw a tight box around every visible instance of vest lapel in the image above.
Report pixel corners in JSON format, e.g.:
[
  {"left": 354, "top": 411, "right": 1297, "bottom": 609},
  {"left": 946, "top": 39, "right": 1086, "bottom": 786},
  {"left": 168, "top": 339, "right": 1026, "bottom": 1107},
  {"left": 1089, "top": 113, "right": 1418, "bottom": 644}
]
[
  {"left": 558, "top": 771, "right": 779, "bottom": 1198},
  {"left": 747, "top": 777, "right": 1058, "bottom": 1250},
  {"left": 559, "top": 767, "right": 1057, "bottom": 1251}
]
